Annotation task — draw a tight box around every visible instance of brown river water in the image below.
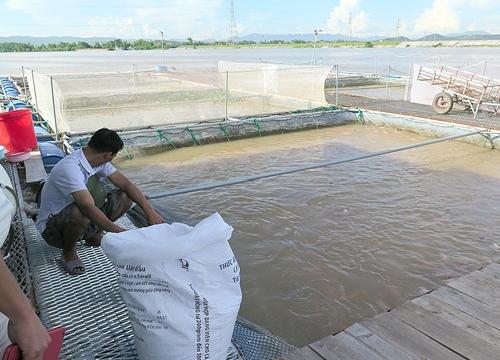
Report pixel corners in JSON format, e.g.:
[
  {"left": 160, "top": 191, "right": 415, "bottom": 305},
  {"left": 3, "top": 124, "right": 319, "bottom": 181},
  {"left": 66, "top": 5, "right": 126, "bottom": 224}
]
[{"left": 116, "top": 123, "right": 500, "bottom": 347}]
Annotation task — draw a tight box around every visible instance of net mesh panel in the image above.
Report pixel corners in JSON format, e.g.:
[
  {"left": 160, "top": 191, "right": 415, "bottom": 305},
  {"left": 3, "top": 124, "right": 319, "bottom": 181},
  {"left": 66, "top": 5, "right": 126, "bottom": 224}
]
[
  {"left": 1, "top": 159, "right": 31, "bottom": 297},
  {"left": 24, "top": 57, "right": 500, "bottom": 136},
  {"left": 25, "top": 62, "right": 330, "bottom": 134}
]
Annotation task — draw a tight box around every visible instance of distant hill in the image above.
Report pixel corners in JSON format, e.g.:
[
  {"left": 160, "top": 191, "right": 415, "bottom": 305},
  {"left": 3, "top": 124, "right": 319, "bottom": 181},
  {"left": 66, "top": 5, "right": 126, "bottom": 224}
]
[
  {"left": 1, "top": 31, "right": 500, "bottom": 46},
  {"left": 238, "top": 33, "right": 364, "bottom": 43},
  {"left": 417, "top": 34, "right": 450, "bottom": 41},
  {"left": 446, "top": 30, "right": 492, "bottom": 37},
  {"left": 0, "top": 36, "right": 124, "bottom": 46},
  {"left": 416, "top": 32, "right": 500, "bottom": 41}
]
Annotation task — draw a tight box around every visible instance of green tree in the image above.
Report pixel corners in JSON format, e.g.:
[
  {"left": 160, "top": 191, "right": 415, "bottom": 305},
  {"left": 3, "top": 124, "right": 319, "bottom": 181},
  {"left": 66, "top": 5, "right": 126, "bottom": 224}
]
[
  {"left": 132, "top": 39, "right": 154, "bottom": 50},
  {"left": 76, "top": 41, "right": 91, "bottom": 50}
]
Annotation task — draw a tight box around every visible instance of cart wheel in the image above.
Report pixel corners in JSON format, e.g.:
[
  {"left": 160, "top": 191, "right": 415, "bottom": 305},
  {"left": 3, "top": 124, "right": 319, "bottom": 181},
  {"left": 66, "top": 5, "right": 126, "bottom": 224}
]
[{"left": 432, "top": 92, "right": 453, "bottom": 114}]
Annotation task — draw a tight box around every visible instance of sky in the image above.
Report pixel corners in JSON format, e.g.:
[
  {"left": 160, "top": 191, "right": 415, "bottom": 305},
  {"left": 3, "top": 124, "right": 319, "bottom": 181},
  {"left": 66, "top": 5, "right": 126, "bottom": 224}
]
[{"left": 0, "top": 0, "right": 499, "bottom": 41}]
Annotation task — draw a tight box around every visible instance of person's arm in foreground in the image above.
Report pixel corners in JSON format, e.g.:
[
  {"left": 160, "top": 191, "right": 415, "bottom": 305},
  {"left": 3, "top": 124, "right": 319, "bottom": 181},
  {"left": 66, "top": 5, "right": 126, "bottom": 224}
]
[
  {"left": 0, "top": 256, "right": 50, "bottom": 359},
  {"left": 108, "top": 170, "right": 166, "bottom": 225}
]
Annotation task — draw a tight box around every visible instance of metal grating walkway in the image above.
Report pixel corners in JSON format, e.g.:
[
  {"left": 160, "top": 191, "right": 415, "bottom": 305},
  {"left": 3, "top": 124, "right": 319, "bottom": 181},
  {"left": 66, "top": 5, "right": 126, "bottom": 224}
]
[{"left": 25, "top": 217, "right": 139, "bottom": 359}]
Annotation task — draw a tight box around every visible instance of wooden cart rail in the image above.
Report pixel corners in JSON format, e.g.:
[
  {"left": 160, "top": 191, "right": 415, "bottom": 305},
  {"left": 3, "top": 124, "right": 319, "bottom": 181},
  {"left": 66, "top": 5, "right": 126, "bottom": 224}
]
[{"left": 416, "top": 65, "right": 500, "bottom": 117}]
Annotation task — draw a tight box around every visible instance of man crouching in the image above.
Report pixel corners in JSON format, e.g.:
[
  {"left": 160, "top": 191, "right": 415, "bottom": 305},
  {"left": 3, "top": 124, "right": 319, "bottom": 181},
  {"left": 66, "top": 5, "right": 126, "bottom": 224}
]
[{"left": 36, "top": 128, "right": 166, "bottom": 275}]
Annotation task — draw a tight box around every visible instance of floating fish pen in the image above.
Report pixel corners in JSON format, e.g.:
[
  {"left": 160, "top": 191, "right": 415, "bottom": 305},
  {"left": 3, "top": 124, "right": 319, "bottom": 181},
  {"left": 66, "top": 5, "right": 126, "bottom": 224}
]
[{"left": 63, "top": 108, "right": 359, "bottom": 160}]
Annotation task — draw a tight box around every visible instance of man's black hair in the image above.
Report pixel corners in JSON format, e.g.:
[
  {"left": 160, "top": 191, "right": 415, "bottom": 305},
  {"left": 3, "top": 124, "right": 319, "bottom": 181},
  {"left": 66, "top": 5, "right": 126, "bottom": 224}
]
[{"left": 87, "top": 128, "right": 124, "bottom": 154}]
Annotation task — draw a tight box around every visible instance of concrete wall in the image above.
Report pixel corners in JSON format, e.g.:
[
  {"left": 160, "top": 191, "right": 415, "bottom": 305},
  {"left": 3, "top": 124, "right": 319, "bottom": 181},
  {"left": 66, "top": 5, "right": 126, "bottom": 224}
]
[
  {"left": 361, "top": 109, "right": 500, "bottom": 149},
  {"left": 397, "top": 40, "right": 500, "bottom": 48}
]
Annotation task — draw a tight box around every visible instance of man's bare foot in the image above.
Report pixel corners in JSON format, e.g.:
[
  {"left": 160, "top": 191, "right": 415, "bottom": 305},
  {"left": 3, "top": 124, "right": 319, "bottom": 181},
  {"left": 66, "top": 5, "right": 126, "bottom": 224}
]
[
  {"left": 61, "top": 252, "right": 85, "bottom": 275},
  {"left": 84, "top": 231, "right": 103, "bottom": 247}
]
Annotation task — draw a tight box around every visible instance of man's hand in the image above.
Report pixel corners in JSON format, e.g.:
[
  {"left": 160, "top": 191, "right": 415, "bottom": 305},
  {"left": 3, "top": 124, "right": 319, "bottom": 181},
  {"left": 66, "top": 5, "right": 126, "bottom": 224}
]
[
  {"left": 8, "top": 312, "right": 51, "bottom": 360},
  {"left": 146, "top": 210, "right": 167, "bottom": 226}
]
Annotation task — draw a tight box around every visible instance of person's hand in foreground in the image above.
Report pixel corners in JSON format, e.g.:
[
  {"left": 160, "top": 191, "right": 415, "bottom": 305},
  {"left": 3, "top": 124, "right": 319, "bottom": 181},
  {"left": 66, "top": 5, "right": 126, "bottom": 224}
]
[{"left": 1, "top": 257, "right": 51, "bottom": 359}]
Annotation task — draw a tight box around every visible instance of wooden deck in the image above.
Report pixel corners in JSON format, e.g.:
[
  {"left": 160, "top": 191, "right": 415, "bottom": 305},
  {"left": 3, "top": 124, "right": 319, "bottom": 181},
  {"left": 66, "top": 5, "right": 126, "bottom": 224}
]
[
  {"left": 279, "top": 262, "right": 500, "bottom": 359},
  {"left": 24, "top": 148, "right": 46, "bottom": 184}
]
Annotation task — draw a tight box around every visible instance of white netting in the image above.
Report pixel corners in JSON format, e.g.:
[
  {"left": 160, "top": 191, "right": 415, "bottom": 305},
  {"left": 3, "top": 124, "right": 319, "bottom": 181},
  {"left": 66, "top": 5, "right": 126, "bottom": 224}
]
[
  {"left": 25, "top": 62, "right": 331, "bottom": 134},
  {"left": 217, "top": 61, "right": 330, "bottom": 109}
]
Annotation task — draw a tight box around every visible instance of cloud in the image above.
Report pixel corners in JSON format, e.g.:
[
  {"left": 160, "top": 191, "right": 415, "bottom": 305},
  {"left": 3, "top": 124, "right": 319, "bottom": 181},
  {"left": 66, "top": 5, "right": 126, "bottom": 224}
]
[
  {"left": 326, "top": 0, "right": 370, "bottom": 36},
  {"left": 1, "top": 0, "right": 228, "bottom": 38},
  {"left": 412, "top": 0, "right": 463, "bottom": 36}
]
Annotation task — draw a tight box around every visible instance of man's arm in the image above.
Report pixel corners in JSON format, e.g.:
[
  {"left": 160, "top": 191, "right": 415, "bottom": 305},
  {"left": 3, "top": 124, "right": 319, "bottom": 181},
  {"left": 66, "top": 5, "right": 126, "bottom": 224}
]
[
  {"left": 0, "top": 256, "right": 51, "bottom": 359},
  {"left": 72, "top": 189, "right": 126, "bottom": 232},
  {"left": 107, "top": 170, "right": 166, "bottom": 225}
]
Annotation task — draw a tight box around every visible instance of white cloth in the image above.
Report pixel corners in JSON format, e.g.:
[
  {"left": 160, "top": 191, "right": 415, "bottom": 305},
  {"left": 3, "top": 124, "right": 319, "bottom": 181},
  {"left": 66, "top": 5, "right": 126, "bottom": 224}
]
[
  {"left": 0, "top": 312, "right": 11, "bottom": 355},
  {"left": 35, "top": 148, "right": 116, "bottom": 234}
]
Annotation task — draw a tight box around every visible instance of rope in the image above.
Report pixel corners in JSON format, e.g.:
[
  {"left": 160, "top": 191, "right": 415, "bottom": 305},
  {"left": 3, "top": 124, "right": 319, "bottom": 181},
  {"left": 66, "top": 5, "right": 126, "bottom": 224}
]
[
  {"left": 253, "top": 118, "right": 262, "bottom": 136},
  {"left": 186, "top": 126, "right": 201, "bottom": 145},
  {"left": 156, "top": 129, "right": 177, "bottom": 148},
  {"left": 358, "top": 109, "right": 365, "bottom": 124},
  {"left": 219, "top": 122, "right": 231, "bottom": 141},
  {"left": 147, "top": 130, "right": 485, "bottom": 200},
  {"left": 119, "top": 136, "right": 132, "bottom": 159}
]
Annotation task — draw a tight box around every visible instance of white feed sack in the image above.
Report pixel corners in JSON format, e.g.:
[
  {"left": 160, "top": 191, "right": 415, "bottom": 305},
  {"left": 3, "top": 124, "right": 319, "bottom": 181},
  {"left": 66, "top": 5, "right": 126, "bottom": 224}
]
[{"left": 102, "top": 213, "right": 242, "bottom": 360}]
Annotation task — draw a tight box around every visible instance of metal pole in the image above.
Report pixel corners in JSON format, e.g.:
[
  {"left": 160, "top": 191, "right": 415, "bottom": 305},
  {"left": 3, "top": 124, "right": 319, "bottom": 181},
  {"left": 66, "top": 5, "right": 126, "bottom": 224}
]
[
  {"left": 49, "top": 76, "right": 59, "bottom": 141},
  {"left": 30, "top": 70, "right": 39, "bottom": 113},
  {"left": 147, "top": 130, "right": 485, "bottom": 200},
  {"left": 21, "top": 66, "right": 27, "bottom": 101},
  {"left": 132, "top": 63, "right": 136, "bottom": 93},
  {"left": 225, "top": 71, "right": 229, "bottom": 120},
  {"left": 311, "top": 30, "right": 318, "bottom": 66},
  {"left": 385, "top": 64, "right": 390, "bottom": 99},
  {"left": 335, "top": 65, "right": 339, "bottom": 106},
  {"left": 161, "top": 31, "right": 164, "bottom": 66},
  {"left": 404, "top": 63, "right": 412, "bottom": 101}
]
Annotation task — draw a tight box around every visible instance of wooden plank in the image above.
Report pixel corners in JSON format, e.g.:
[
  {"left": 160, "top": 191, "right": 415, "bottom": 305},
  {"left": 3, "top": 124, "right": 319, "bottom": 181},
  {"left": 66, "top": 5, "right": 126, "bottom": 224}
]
[
  {"left": 479, "top": 262, "right": 500, "bottom": 279},
  {"left": 447, "top": 270, "right": 500, "bottom": 307},
  {"left": 361, "top": 312, "right": 462, "bottom": 360},
  {"left": 391, "top": 300, "right": 500, "bottom": 359},
  {"left": 24, "top": 149, "right": 46, "bottom": 184},
  {"left": 413, "top": 293, "right": 500, "bottom": 348},
  {"left": 309, "top": 333, "right": 385, "bottom": 360},
  {"left": 430, "top": 286, "right": 500, "bottom": 329},
  {"left": 344, "top": 323, "right": 412, "bottom": 360},
  {"left": 279, "top": 345, "right": 325, "bottom": 360}
]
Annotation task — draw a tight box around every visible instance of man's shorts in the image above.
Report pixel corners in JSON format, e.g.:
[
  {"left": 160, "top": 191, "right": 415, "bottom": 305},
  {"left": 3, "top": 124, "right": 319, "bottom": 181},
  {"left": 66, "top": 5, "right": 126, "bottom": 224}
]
[{"left": 41, "top": 189, "right": 123, "bottom": 248}]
